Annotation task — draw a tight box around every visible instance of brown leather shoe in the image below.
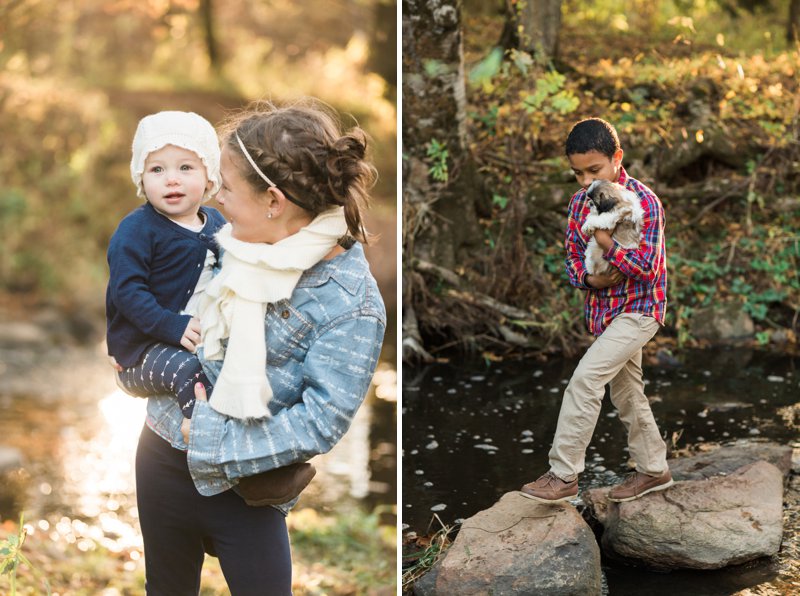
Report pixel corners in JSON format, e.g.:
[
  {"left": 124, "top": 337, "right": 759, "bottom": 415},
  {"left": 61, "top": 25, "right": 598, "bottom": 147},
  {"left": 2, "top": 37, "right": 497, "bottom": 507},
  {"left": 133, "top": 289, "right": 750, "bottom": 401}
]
[
  {"left": 236, "top": 462, "right": 316, "bottom": 506},
  {"left": 607, "top": 469, "right": 673, "bottom": 502},
  {"left": 519, "top": 471, "right": 578, "bottom": 503}
]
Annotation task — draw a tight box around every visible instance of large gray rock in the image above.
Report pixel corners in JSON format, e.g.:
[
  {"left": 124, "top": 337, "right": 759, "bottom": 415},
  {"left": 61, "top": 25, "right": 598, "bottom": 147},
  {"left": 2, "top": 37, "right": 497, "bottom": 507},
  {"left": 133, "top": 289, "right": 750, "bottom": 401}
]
[
  {"left": 433, "top": 491, "right": 602, "bottom": 595},
  {"left": 585, "top": 460, "right": 783, "bottom": 570},
  {"left": 411, "top": 564, "right": 438, "bottom": 596},
  {"left": 669, "top": 442, "right": 793, "bottom": 480},
  {"left": 690, "top": 302, "right": 754, "bottom": 342}
]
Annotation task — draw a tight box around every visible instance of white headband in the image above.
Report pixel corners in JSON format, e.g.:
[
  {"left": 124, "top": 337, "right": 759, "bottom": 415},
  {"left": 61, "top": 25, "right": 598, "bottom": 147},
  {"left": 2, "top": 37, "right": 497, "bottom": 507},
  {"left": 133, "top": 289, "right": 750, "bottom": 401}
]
[
  {"left": 233, "top": 131, "right": 315, "bottom": 212},
  {"left": 235, "top": 132, "right": 277, "bottom": 188}
]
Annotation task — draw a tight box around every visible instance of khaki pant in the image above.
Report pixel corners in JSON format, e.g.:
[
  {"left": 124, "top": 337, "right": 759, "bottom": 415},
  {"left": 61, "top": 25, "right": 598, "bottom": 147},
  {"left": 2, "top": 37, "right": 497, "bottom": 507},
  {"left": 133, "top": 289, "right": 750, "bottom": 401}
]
[{"left": 549, "top": 313, "right": 668, "bottom": 481}]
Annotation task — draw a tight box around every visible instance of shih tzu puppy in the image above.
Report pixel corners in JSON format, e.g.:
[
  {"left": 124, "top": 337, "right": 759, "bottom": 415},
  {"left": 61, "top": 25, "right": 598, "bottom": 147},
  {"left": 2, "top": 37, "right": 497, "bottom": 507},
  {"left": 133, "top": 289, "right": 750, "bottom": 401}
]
[{"left": 580, "top": 180, "right": 644, "bottom": 276}]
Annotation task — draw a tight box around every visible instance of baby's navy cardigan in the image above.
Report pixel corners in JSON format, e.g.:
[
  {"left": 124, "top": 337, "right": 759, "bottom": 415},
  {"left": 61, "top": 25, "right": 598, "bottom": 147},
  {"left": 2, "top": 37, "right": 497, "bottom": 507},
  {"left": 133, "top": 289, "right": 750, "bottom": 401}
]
[{"left": 106, "top": 202, "right": 226, "bottom": 368}]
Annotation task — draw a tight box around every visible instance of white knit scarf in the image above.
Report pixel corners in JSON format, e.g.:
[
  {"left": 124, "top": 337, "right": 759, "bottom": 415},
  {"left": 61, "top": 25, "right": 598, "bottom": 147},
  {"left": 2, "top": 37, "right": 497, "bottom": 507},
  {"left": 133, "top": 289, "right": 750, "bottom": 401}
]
[{"left": 199, "top": 206, "right": 348, "bottom": 419}]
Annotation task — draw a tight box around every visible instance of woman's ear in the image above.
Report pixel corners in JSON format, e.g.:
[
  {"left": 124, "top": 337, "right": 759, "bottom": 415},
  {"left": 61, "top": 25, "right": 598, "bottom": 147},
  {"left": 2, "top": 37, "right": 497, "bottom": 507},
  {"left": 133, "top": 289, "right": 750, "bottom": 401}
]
[{"left": 264, "top": 187, "right": 288, "bottom": 217}]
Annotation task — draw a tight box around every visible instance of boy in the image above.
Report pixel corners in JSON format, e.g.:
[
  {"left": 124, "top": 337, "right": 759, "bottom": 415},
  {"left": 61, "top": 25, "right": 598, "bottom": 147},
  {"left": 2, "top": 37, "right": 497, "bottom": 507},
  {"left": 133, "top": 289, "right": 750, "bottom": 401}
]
[{"left": 520, "top": 117, "right": 673, "bottom": 503}]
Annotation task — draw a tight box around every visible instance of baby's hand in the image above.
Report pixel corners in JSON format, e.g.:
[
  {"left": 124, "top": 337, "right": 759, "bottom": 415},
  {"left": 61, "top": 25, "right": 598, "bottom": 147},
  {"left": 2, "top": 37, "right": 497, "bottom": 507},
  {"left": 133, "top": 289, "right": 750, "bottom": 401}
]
[{"left": 180, "top": 317, "right": 202, "bottom": 353}]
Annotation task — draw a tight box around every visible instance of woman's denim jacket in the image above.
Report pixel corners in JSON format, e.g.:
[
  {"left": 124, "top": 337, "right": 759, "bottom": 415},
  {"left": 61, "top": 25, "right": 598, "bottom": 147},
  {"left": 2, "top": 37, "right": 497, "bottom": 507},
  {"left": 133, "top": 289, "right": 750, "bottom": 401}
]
[{"left": 144, "top": 242, "right": 386, "bottom": 514}]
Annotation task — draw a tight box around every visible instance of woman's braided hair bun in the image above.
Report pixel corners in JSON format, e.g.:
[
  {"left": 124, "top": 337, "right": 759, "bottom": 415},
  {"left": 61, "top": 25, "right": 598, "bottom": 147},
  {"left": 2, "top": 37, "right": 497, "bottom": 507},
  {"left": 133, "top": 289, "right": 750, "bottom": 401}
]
[
  {"left": 325, "top": 128, "right": 374, "bottom": 242},
  {"left": 223, "top": 98, "right": 377, "bottom": 243}
]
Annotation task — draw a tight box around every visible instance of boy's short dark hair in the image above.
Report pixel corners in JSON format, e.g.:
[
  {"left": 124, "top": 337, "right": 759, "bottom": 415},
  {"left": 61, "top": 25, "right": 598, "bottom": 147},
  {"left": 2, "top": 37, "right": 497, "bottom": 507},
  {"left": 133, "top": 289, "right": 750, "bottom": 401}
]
[{"left": 565, "top": 118, "right": 620, "bottom": 158}]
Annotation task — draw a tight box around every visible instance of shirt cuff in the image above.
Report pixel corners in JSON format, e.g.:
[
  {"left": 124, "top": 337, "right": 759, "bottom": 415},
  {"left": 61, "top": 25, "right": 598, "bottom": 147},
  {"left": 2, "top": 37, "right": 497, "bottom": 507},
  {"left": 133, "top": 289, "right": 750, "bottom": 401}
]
[{"left": 604, "top": 241, "right": 625, "bottom": 266}]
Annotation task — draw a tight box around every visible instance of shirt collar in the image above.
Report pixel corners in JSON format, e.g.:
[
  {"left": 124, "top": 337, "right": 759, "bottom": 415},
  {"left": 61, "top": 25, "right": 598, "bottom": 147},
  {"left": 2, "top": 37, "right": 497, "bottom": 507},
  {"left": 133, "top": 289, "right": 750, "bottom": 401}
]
[
  {"left": 617, "top": 165, "right": 629, "bottom": 187},
  {"left": 295, "top": 242, "right": 367, "bottom": 295}
]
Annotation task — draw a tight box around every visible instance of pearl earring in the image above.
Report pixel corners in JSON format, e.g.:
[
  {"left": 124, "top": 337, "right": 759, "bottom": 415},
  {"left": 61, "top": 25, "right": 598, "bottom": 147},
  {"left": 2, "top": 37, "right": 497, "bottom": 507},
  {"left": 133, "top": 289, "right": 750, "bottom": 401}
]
[{"left": 267, "top": 212, "right": 273, "bottom": 219}]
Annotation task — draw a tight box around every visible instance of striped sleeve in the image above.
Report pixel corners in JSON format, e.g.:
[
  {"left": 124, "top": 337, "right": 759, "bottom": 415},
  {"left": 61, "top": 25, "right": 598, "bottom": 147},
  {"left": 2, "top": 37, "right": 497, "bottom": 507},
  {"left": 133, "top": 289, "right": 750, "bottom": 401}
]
[
  {"left": 564, "top": 191, "right": 591, "bottom": 290},
  {"left": 187, "top": 314, "right": 385, "bottom": 490}
]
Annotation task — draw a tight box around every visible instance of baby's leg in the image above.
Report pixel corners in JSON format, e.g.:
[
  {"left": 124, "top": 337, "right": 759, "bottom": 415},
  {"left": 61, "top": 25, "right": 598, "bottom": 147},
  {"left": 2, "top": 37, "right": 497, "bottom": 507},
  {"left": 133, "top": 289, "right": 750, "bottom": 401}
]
[{"left": 118, "top": 343, "right": 213, "bottom": 418}]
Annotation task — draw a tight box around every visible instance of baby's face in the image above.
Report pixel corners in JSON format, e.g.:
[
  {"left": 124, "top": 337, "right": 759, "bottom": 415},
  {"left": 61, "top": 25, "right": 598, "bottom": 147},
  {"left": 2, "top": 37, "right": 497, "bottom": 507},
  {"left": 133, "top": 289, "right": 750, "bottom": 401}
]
[
  {"left": 568, "top": 149, "right": 621, "bottom": 190},
  {"left": 142, "top": 144, "right": 211, "bottom": 226}
]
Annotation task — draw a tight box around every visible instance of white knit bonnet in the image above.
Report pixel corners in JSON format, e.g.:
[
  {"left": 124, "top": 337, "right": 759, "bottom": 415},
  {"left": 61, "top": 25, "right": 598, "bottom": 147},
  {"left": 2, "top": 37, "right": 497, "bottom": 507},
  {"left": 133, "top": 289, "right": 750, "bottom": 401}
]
[{"left": 130, "top": 111, "right": 221, "bottom": 199}]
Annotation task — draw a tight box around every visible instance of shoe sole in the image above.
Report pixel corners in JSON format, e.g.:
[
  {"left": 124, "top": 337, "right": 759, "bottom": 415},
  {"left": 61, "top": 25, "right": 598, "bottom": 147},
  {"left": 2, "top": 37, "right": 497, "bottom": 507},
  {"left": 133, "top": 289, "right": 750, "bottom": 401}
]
[
  {"left": 518, "top": 489, "right": 577, "bottom": 504},
  {"left": 607, "top": 478, "right": 674, "bottom": 503}
]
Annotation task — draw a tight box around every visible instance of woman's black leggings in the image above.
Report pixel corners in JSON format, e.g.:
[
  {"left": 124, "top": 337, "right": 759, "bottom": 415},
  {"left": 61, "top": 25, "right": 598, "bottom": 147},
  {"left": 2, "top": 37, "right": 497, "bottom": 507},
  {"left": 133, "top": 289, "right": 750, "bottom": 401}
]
[{"left": 135, "top": 425, "right": 292, "bottom": 595}]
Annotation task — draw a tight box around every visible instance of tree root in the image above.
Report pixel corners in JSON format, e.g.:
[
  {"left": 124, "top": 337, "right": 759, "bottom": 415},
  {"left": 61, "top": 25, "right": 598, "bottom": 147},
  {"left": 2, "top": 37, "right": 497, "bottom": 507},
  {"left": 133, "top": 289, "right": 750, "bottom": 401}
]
[
  {"left": 402, "top": 302, "right": 434, "bottom": 364},
  {"left": 405, "top": 260, "right": 558, "bottom": 354}
]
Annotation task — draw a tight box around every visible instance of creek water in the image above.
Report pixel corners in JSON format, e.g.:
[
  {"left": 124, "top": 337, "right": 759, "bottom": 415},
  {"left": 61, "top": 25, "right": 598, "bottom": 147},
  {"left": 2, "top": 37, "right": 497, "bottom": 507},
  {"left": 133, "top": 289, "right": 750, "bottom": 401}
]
[
  {"left": 402, "top": 347, "right": 799, "bottom": 595},
  {"left": 0, "top": 343, "right": 396, "bottom": 563}
]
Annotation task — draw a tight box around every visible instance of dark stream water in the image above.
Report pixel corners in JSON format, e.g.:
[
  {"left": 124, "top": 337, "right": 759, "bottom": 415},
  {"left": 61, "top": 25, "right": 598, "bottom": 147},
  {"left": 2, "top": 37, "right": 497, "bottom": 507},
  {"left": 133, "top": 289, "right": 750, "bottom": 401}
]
[{"left": 402, "top": 348, "right": 799, "bottom": 595}]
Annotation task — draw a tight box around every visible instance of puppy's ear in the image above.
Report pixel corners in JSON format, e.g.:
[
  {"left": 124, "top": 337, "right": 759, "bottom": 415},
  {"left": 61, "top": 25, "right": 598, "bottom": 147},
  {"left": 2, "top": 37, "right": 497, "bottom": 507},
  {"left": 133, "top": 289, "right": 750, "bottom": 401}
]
[
  {"left": 586, "top": 179, "right": 601, "bottom": 199},
  {"left": 595, "top": 189, "right": 619, "bottom": 214}
]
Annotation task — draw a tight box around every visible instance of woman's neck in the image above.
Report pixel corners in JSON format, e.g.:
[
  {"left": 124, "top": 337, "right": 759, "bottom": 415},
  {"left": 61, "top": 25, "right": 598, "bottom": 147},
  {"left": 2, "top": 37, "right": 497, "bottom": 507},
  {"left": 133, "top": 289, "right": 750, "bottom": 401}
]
[{"left": 323, "top": 244, "right": 345, "bottom": 260}]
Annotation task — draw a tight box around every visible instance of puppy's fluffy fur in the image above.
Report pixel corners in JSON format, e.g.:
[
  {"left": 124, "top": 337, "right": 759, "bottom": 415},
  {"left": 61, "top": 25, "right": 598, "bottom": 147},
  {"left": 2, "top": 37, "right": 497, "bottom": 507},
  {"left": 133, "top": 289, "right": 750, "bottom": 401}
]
[{"left": 580, "top": 180, "right": 644, "bottom": 276}]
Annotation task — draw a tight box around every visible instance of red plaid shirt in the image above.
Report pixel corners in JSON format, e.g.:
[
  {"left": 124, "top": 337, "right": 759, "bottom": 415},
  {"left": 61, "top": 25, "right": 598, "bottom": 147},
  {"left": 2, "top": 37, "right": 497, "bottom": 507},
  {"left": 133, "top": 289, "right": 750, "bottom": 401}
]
[{"left": 564, "top": 167, "right": 667, "bottom": 336}]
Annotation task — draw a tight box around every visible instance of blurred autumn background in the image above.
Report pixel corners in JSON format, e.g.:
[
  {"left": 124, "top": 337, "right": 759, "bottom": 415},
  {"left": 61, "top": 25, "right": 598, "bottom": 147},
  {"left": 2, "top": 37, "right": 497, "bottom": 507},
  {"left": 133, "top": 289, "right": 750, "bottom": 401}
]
[
  {"left": 403, "top": 0, "right": 799, "bottom": 362},
  {"left": 0, "top": 1, "right": 397, "bottom": 594}
]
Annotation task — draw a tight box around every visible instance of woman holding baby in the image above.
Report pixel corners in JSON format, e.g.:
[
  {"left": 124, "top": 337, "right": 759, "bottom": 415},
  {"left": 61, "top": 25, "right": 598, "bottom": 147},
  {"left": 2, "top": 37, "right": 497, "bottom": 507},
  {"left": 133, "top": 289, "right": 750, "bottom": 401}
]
[{"left": 110, "top": 99, "right": 386, "bottom": 595}]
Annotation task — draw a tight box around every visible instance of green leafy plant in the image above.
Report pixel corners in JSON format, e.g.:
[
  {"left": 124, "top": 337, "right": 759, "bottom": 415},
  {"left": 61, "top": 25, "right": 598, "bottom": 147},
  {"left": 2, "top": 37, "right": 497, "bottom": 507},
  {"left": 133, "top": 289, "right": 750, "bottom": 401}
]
[
  {"left": 533, "top": 237, "right": 568, "bottom": 278},
  {"left": 484, "top": 227, "right": 496, "bottom": 249},
  {"left": 0, "top": 514, "right": 51, "bottom": 595},
  {"left": 468, "top": 47, "right": 504, "bottom": 91},
  {"left": 492, "top": 194, "right": 509, "bottom": 210},
  {"left": 424, "top": 59, "right": 451, "bottom": 77},
  {"left": 469, "top": 105, "right": 499, "bottom": 134},
  {"left": 426, "top": 138, "right": 449, "bottom": 183},
  {"left": 522, "top": 71, "right": 579, "bottom": 115}
]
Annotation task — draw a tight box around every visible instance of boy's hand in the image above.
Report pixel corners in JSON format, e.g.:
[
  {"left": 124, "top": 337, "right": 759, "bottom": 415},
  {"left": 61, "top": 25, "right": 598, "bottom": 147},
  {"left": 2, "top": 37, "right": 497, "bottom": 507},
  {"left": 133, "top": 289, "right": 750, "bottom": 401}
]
[
  {"left": 108, "top": 356, "right": 123, "bottom": 372},
  {"left": 593, "top": 229, "right": 614, "bottom": 251},
  {"left": 180, "top": 317, "right": 202, "bottom": 353},
  {"left": 587, "top": 268, "right": 624, "bottom": 289}
]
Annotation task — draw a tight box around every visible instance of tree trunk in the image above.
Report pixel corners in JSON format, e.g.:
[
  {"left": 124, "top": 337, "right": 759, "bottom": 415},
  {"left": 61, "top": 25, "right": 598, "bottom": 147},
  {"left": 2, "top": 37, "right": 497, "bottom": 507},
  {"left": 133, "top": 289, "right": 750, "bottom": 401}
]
[
  {"left": 199, "top": 0, "right": 219, "bottom": 71},
  {"left": 368, "top": 0, "right": 397, "bottom": 100},
  {"left": 516, "top": 0, "right": 562, "bottom": 60},
  {"left": 499, "top": 0, "right": 520, "bottom": 49},
  {"left": 402, "top": 0, "right": 482, "bottom": 269},
  {"left": 789, "top": 0, "right": 800, "bottom": 42},
  {"left": 402, "top": 0, "right": 484, "bottom": 362}
]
